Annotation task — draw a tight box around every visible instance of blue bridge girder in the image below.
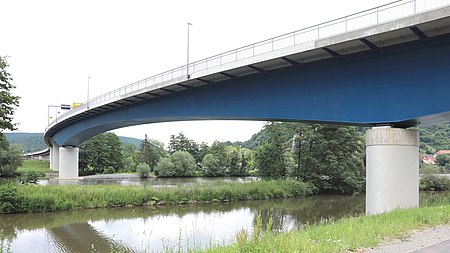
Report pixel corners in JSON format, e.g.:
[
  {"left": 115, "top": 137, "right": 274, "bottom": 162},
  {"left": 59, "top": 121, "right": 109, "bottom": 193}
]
[{"left": 45, "top": 5, "right": 450, "bottom": 147}]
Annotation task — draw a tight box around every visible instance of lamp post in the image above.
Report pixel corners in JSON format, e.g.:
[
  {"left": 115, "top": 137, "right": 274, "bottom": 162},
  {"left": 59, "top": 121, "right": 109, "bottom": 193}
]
[
  {"left": 187, "top": 22, "right": 192, "bottom": 78},
  {"left": 87, "top": 76, "right": 91, "bottom": 109}
]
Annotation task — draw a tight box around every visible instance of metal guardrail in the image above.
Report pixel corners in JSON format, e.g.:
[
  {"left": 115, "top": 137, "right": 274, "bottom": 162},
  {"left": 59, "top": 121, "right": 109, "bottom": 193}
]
[{"left": 48, "top": 0, "right": 450, "bottom": 128}]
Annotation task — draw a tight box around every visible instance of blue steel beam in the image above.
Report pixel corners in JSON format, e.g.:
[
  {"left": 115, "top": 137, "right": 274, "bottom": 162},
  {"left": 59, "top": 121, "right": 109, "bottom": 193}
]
[{"left": 51, "top": 34, "right": 450, "bottom": 146}]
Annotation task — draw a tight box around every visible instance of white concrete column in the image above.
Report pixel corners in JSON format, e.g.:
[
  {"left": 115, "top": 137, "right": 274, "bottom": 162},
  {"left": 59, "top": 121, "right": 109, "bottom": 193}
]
[
  {"left": 366, "top": 127, "right": 419, "bottom": 215},
  {"left": 50, "top": 142, "right": 60, "bottom": 171},
  {"left": 59, "top": 146, "right": 79, "bottom": 179}
]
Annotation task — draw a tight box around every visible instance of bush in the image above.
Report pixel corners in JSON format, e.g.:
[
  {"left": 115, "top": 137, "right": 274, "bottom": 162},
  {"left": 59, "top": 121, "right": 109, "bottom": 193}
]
[
  {"left": 137, "top": 163, "right": 151, "bottom": 178},
  {"left": 0, "top": 183, "right": 21, "bottom": 213},
  {"left": 202, "top": 154, "right": 224, "bottom": 177},
  {"left": 19, "top": 171, "right": 41, "bottom": 184},
  {"left": 420, "top": 174, "right": 450, "bottom": 191},
  {"left": 0, "top": 147, "right": 22, "bottom": 177},
  {"left": 155, "top": 151, "right": 196, "bottom": 177}
]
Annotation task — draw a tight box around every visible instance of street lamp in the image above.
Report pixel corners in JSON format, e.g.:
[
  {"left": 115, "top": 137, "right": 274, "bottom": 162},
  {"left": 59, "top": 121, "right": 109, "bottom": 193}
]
[
  {"left": 187, "top": 22, "right": 192, "bottom": 78},
  {"left": 87, "top": 76, "right": 91, "bottom": 109}
]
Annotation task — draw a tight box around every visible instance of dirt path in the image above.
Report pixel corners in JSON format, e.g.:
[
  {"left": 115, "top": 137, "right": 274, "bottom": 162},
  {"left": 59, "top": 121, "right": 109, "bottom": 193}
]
[{"left": 360, "top": 225, "right": 450, "bottom": 253}]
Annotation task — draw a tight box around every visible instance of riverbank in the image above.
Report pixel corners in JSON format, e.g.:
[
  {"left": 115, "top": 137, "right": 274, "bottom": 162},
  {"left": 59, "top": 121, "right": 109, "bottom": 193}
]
[
  {"left": 199, "top": 204, "right": 450, "bottom": 253},
  {"left": 0, "top": 180, "right": 316, "bottom": 213}
]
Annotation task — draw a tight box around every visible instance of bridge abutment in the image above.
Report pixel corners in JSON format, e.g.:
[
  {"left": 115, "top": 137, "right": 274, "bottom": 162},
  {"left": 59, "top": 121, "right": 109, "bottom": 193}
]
[
  {"left": 365, "top": 127, "right": 419, "bottom": 215},
  {"left": 58, "top": 146, "right": 80, "bottom": 179},
  {"left": 50, "top": 142, "right": 60, "bottom": 171}
]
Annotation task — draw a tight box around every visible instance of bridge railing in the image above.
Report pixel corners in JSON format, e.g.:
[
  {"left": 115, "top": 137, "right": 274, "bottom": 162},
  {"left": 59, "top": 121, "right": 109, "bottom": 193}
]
[{"left": 48, "top": 0, "right": 450, "bottom": 128}]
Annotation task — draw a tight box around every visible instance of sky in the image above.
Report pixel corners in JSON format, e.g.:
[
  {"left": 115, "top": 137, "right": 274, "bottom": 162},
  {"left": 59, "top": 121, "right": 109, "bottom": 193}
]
[{"left": 1, "top": 0, "right": 395, "bottom": 145}]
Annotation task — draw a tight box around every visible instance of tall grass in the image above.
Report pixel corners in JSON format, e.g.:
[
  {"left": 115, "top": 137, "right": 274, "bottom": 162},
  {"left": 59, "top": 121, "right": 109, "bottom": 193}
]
[
  {"left": 202, "top": 205, "right": 450, "bottom": 253},
  {"left": 0, "top": 180, "right": 316, "bottom": 213},
  {"left": 16, "top": 160, "right": 52, "bottom": 174}
]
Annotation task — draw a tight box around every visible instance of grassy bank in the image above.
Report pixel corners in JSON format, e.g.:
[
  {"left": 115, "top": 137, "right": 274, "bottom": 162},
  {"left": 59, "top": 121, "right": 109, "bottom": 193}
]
[
  {"left": 200, "top": 204, "right": 450, "bottom": 253},
  {"left": 0, "top": 180, "right": 316, "bottom": 213},
  {"left": 16, "top": 160, "right": 52, "bottom": 174}
]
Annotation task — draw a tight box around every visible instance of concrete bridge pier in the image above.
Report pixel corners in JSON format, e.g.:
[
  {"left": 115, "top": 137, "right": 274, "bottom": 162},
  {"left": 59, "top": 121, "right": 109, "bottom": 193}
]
[
  {"left": 58, "top": 146, "right": 80, "bottom": 179},
  {"left": 50, "top": 142, "right": 60, "bottom": 171},
  {"left": 366, "top": 127, "right": 419, "bottom": 215}
]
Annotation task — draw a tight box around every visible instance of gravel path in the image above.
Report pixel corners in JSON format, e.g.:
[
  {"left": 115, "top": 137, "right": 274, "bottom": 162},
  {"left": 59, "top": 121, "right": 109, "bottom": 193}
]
[{"left": 360, "top": 225, "right": 450, "bottom": 253}]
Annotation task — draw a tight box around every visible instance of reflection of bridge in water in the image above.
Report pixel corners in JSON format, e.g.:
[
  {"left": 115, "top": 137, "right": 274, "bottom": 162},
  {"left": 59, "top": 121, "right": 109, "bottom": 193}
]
[{"left": 0, "top": 196, "right": 366, "bottom": 252}]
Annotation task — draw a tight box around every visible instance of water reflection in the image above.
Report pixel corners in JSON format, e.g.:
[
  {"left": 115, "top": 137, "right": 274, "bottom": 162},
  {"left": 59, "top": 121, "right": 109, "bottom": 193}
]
[
  {"left": 0, "top": 195, "right": 365, "bottom": 252},
  {"left": 1, "top": 193, "right": 445, "bottom": 252}
]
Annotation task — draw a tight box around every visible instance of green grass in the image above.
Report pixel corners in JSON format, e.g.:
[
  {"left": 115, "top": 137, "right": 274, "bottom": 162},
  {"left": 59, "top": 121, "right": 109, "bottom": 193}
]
[
  {"left": 16, "top": 160, "right": 52, "bottom": 174},
  {"left": 0, "top": 180, "right": 316, "bottom": 213},
  {"left": 199, "top": 204, "right": 450, "bottom": 253}
]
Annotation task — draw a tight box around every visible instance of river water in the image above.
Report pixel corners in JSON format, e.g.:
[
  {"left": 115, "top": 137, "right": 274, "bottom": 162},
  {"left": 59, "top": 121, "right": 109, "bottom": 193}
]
[{"left": 1, "top": 177, "right": 446, "bottom": 253}]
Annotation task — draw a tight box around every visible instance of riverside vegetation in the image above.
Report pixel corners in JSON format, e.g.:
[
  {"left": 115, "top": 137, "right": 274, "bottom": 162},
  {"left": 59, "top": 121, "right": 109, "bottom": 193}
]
[{"left": 0, "top": 180, "right": 316, "bottom": 213}]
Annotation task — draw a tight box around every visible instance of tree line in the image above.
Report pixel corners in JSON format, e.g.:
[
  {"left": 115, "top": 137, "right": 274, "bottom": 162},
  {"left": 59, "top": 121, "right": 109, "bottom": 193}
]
[{"left": 78, "top": 122, "right": 366, "bottom": 193}]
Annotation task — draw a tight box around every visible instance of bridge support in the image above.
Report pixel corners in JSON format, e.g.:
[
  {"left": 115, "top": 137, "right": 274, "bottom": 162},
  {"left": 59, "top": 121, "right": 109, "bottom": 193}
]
[
  {"left": 366, "top": 127, "right": 419, "bottom": 215},
  {"left": 50, "top": 142, "right": 60, "bottom": 171},
  {"left": 59, "top": 146, "right": 79, "bottom": 179}
]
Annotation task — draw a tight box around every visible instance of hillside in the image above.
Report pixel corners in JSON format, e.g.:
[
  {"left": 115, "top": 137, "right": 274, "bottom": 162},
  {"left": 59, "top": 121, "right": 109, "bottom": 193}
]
[
  {"left": 3, "top": 132, "right": 142, "bottom": 152},
  {"left": 242, "top": 122, "right": 450, "bottom": 153}
]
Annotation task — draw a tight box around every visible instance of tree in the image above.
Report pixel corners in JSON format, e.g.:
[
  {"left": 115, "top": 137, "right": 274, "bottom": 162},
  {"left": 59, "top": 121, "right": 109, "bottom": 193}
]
[
  {"left": 255, "top": 122, "right": 288, "bottom": 179},
  {"left": 436, "top": 154, "right": 450, "bottom": 170},
  {"left": 0, "top": 133, "right": 22, "bottom": 177},
  {"left": 140, "top": 134, "right": 167, "bottom": 171},
  {"left": 79, "top": 133, "right": 124, "bottom": 175},
  {"left": 154, "top": 151, "right": 196, "bottom": 177},
  {"left": 202, "top": 153, "right": 223, "bottom": 177},
  {"left": 291, "top": 124, "right": 365, "bottom": 194},
  {"left": 0, "top": 56, "right": 20, "bottom": 131},
  {"left": 168, "top": 132, "right": 199, "bottom": 162},
  {"left": 122, "top": 144, "right": 140, "bottom": 172}
]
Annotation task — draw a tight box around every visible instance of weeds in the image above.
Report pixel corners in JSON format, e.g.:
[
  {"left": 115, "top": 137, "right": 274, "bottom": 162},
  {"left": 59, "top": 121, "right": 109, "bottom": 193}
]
[{"left": 0, "top": 180, "right": 316, "bottom": 213}]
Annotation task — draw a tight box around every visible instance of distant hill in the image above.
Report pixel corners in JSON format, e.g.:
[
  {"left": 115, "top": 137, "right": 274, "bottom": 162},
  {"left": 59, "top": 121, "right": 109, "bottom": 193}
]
[
  {"left": 3, "top": 132, "right": 142, "bottom": 152},
  {"left": 241, "top": 122, "right": 450, "bottom": 153}
]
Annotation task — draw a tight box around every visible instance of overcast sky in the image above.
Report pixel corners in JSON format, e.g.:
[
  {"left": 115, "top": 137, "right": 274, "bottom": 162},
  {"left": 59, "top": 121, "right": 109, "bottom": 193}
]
[{"left": 1, "top": 0, "right": 395, "bottom": 145}]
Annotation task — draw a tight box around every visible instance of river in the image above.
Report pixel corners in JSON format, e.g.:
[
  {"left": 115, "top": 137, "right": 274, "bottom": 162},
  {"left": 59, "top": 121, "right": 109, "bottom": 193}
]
[{"left": 0, "top": 177, "right": 446, "bottom": 252}]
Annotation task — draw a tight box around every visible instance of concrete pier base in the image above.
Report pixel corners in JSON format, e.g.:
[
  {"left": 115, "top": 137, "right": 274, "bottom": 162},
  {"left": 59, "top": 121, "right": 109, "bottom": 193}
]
[
  {"left": 59, "top": 146, "right": 79, "bottom": 179},
  {"left": 50, "top": 142, "right": 60, "bottom": 171},
  {"left": 366, "top": 127, "right": 419, "bottom": 215}
]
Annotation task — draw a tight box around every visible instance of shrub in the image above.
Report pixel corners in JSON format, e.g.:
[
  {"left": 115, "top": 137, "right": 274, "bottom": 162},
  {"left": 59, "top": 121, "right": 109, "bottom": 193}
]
[
  {"left": 137, "top": 163, "right": 151, "bottom": 178},
  {"left": 0, "top": 183, "right": 21, "bottom": 213},
  {"left": 420, "top": 174, "right": 450, "bottom": 191},
  {"left": 202, "top": 154, "right": 224, "bottom": 177},
  {"left": 19, "top": 171, "right": 41, "bottom": 184},
  {"left": 155, "top": 151, "right": 196, "bottom": 177}
]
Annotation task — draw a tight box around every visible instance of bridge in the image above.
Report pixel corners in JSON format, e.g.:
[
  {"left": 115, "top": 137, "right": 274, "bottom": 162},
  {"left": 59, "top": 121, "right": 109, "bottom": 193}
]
[{"left": 44, "top": 0, "right": 450, "bottom": 214}]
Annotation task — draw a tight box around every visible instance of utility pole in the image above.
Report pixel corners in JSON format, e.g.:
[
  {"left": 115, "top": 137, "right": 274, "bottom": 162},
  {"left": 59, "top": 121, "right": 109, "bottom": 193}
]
[
  {"left": 187, "top": 22, "right": 192, "bottom": 78},
  {"left": 87, "top": 76, "right": 91, "bottom": 109}
]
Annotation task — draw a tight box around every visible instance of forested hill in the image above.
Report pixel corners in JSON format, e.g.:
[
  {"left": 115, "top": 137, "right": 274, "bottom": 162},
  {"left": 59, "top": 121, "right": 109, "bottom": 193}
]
[
  {"left": 3, "top": 132, "right": 142, "bottom": 152},
  {"left": 242, "top": 122, "right": 450, "bottom": 153}
]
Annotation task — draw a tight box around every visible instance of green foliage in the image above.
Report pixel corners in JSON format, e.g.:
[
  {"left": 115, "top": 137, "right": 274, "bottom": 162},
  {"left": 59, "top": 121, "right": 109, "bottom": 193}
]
[
  {"left": 418, "top": 123, "right": 450, "bottom": 153},
  {"left": 136, "top": 162, "right": 151, "bottom": 178},
  {"left": 0, "top": 133, "right": 22, "bottom": 177},
  {"left": 19, "top": 171, "right": 41, "bottom": 184},
  {"left": 206, "top": 205, "right": 450, "bottom": 253},
  {"left": 419, "top": 163, "right": 443, "bottom": 174},
  {"left": 155, "top": 151, "right": 196, "bottom": 177},
  {"left": 419, "top": 174, "right": 450, "bottom": 191},
  {"left": 255, "top": 122, "right": 288, "bottom": 179},
  {"left": 202, "top": 154, "right": 223, "bottom": 177},
  {"left": 0, "top": 183, "right": 20, "bottom": 213},
  {"left": 295, "top": 124, "right": 366, "bottom": 194},
  {"left": 1, "top": 180, "right": 316, "bottom": 213},
  {"left": 79, "top": 133, "right": 124, "bottom": 175},
  {"left": 435, "top": 154, "right": 450, "bottom": 169},
  {"left": 168, "top": 132, "right": 201, "bottom": 163},
  {"left": 0, "top": 56, "right": 20, "bottom": 131},
  {"left": 139, "top": 134, "right": 167, "bottom": 171},
  {"left": 122, "top": 144, "right": 140, "bottom": 172}
]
